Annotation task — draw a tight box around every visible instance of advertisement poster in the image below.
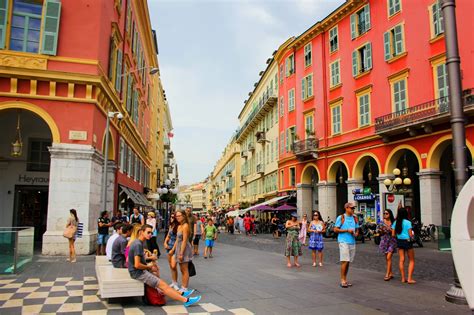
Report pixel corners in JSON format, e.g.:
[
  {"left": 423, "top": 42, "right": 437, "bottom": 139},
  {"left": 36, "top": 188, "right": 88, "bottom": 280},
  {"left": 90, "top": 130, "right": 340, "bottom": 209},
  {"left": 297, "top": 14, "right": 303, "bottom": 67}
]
[{"left": 384, "top": 193, "right": 405, "bottom": 216}]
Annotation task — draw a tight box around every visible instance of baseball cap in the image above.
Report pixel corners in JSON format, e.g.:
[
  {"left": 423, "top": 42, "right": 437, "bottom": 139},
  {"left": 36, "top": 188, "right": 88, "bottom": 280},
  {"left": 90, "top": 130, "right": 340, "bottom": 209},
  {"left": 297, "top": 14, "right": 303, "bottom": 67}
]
[{"left": 344, "top": 202, "right": 356, "bottom": 209}]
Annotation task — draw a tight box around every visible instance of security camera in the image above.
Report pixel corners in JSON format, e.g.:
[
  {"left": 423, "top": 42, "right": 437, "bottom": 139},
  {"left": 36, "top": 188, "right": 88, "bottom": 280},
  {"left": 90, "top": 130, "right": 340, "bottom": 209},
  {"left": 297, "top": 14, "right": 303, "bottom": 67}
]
[{"left": 116, "top": 113, "right": 124, "bottom": 120}]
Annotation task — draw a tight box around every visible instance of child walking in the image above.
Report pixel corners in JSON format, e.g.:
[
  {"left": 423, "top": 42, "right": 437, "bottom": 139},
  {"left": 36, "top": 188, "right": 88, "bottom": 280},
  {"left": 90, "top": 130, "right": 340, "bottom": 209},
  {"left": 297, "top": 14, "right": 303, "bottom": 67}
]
[{"left": 204, "top": 218, "right": 217, "bottom": 259}]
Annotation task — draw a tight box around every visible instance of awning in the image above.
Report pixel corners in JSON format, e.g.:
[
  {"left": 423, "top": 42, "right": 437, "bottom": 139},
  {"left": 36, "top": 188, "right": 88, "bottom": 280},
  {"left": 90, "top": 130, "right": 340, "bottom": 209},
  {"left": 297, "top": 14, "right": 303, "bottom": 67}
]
[
  {"left": 119, "top": 185, "right": 151, "bottom": 207},
  {"left": 241, "top": 195, "right": 290, "bottom": 213}
]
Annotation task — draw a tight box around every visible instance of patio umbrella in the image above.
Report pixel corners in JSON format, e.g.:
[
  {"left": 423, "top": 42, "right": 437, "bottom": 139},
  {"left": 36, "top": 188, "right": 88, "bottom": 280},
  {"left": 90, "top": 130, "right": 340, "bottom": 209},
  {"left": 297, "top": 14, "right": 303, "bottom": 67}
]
[
  {"left": 275, "top": 204, "right": 297, "bottom": 211},
  {"left": 253, "top": 205, "right": 275, "bottom": 211}
]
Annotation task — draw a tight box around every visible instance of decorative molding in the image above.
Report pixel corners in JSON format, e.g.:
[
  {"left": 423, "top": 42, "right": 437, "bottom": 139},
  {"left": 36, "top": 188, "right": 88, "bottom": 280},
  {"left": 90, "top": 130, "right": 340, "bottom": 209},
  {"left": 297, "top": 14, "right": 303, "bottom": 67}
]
[{"left": 0, "top": 52, "right": 48, "bottom": 70}]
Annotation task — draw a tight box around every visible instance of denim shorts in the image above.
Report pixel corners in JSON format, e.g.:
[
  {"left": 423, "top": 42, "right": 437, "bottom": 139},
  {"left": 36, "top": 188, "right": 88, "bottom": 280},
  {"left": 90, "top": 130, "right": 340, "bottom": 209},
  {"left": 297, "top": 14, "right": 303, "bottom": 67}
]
[
  {"left": 97, "top": 234, "right": 109, "bottom": 245},
  {"left": 205, "top": 239, "right": 215, "bottom": 247}
]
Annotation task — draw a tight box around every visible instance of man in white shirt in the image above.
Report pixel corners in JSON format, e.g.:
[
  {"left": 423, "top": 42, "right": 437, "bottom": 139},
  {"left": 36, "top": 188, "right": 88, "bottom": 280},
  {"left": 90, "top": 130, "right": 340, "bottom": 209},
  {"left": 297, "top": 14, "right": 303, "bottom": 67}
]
[{"left": 106, "top": 223, "right": 123, "bottom": 260}]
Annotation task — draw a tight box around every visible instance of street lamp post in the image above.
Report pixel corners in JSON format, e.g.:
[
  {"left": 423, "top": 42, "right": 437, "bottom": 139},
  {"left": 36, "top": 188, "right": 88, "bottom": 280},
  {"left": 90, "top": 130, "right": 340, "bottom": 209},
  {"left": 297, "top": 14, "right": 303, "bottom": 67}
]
[
  {"left": 383, "top": 168, "right": 412, "bottom": 193},
  {"left": 101, "top": 111, "right": 123, "bottom": 215},
  {"left": 157, "top": 179, "right": 178, "bottom": 232}
]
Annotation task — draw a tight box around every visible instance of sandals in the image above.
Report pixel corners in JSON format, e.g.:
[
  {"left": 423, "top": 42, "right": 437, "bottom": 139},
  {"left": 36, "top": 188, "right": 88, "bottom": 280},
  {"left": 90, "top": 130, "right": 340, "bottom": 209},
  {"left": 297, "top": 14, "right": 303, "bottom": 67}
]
[
  {"left": 384, "top": 275, "right": 393, "bottom": 281},
  {"left": 340, "top": 283, "right": 348, "bottom": 288},
  {"left": 407, "top": 280, "right": 416, "bottom": 284}
]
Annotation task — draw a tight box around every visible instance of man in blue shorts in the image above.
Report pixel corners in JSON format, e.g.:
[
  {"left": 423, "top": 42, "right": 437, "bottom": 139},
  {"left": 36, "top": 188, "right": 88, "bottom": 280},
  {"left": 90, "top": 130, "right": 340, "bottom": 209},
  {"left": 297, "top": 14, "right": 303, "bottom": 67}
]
[{"left": 204, "top": 218, "right": 217, "bottom": 259}]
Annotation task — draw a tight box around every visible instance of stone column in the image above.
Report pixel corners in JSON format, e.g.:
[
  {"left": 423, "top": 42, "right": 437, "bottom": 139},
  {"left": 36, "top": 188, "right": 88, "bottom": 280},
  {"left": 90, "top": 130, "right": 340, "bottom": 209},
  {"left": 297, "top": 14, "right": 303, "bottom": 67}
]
[
  {"left": 346, "top": 179, "right": 364, "bottom": 203},
  {"left": 296, "top": 183, "right": 313, "bottom": 218},
  {"left": 417, "top": 170, "right": 443, "bottom": 226},
  {"left": 105, "top": 161, "right": 117, "bottom": 213},
  {"left": 317, "top": 181, "right": 337, "bottom": 221},
  {"left": 42, "top": 143, "right": 104, "bottom": 255}
]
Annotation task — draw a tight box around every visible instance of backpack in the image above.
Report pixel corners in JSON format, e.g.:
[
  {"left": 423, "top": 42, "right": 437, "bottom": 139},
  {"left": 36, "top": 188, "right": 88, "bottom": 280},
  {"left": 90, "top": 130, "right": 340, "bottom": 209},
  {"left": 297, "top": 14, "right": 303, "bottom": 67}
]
[
  {"left": 336, "top": 214, "right": 358, "bottom": 232},
  {"left": 143, "top": 285, "right": 166, "bottom": 306}
]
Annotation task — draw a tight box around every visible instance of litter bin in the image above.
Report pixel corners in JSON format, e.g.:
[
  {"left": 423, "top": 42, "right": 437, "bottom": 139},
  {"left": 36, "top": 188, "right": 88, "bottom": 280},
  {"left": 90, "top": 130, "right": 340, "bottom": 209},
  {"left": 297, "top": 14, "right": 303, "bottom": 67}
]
[{"left": 437, "top": 225, "right": 451, "bottom": 251}]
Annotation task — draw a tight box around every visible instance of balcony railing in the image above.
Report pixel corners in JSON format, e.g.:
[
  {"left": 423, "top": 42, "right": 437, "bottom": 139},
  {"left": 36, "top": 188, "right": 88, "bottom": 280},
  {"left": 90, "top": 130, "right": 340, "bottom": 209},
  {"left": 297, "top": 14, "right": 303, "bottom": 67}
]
[
  {"left": 168, "top": 151, "right": 174, "bottom": 159},
  {"left": 241, "top": 151, "right": 248, "bottom": 158},
  {"left": 241, "top": 175, "right": 247, "bottom": 183},
  {"left": 248, "top": 143, "right": 255, "bottom": 151},
  {"left": 226, "top": 170, "right": 232, "bottom": 177},
  {"left": 236, "top": 91, "right": 278, "bottom": 140},
  {"left": 375, "top": 89, "right": 473, "bottom": 134},
  {"left": 256, "top": 163, "right": 265, "bottom": 174},
  {"left": 256, "top": 131, "right": 267, "bottom": 143},
  {"left": 292, "top": 138, "right": 319, "bottom": 160}
]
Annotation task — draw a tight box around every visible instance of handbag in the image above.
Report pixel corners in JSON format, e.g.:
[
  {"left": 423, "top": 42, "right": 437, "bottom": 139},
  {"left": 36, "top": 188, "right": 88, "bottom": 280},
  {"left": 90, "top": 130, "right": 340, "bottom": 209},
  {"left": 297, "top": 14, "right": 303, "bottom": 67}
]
[
  {"left": 188, "top": 260, "right": 196, "bottom": 277},
  {"left": 143, "top": 285, "right": 166, "bottom": 306},
  {"left": 63, "top": 224, "right": 77, "bottom": 239}
]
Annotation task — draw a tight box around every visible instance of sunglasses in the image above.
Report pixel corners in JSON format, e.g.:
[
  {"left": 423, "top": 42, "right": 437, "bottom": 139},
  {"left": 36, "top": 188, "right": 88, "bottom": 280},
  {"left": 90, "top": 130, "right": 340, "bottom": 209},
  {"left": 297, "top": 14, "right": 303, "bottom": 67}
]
[
  {"left": 349, "top": 207, "right": 356, "bottom": 210},
  {"left": 384, "top": 212, "right": 389, "bottom": 215},
  {"left": 146, "top": 231, "right": 152, "bottom": 235},
  {"left": 313, "top": 214, "right": 319, "bottom": 217}
]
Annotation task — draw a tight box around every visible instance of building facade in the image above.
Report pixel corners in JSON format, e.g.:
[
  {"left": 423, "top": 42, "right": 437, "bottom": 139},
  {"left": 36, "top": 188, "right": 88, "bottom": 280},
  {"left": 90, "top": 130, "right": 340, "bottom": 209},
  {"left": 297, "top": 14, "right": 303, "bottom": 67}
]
[
  {"left": 277, "top": 0, "right": 473, "bottom": 224},
  {"left": 0, "top": 0, "right": 170, "bottom": 254}
]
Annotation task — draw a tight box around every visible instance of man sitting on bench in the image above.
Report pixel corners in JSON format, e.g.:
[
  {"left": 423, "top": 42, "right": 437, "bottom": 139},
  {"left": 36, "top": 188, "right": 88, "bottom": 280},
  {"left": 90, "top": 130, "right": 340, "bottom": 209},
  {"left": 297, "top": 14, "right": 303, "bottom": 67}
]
[
  {"left": 111, "top": 224, "right": 132, "bottom": 268},
  {"left": 128, "top": 224, "right": 201, "bottom": 307}
]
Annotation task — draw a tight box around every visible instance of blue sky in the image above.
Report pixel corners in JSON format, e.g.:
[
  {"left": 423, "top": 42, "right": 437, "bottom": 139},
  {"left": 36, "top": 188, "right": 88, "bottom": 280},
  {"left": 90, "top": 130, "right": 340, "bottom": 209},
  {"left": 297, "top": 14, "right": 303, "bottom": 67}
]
[{"left": 148, "top": 0, "right": 345, "bottom": 185}]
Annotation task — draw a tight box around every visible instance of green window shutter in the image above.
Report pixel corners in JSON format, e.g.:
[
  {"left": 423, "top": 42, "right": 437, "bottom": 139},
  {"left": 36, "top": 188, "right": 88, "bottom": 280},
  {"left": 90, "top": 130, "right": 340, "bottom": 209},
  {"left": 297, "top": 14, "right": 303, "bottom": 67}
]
[
  {"left": 115, "top": 49, "right": 122, "bottom": 92},
  {"left": 389, "top": 0, "right": 395, "bottom": 16},
  {"left": 41, "top": 0, "right": 62, "bottom": 55},
  {"left": 350, "top": 14, "right": 356, "bottom": 39},
  {"left": 383, "top": 31, "right": 391, "bottom": 61},
  {"left": 108, "top": 39, "right": 115, "bottom": 80},
  {"left": 365, "top": 42, "right": 372, "bottom": 70},
  {"left": 308, "top": 75, "right": 313, "bottom": 97},
  {"left": 301, "top": 78, "right": 306, "bottom": 100},
  {"left": 126, "top": 75, "right": 132, "bottom": 113},
  {"left": 352, "top": 50, "right": 358, "bottom": 77},
  {"left": 0, "top": 0, "right": 9, "bottom": 49},
  {"left": 364, "top": 4, "right": 371, "bottom": 30},
  {"left": 394, "top": 25, "right": 404, "bottom": 55}
]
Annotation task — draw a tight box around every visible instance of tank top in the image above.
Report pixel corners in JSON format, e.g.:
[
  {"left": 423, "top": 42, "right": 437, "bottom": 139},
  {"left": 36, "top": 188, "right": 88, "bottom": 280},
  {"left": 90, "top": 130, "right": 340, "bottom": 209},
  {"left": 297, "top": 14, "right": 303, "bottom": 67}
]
[{"left": 130, "top": 214, "right": 142, "bottom": 224}]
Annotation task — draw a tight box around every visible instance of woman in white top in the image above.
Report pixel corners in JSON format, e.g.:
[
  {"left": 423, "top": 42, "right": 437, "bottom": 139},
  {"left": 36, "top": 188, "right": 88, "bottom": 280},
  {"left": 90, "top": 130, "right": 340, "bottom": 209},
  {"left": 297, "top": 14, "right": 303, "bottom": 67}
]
[{"left": 66, "top": 209, "right": 79, "bottom": 262}]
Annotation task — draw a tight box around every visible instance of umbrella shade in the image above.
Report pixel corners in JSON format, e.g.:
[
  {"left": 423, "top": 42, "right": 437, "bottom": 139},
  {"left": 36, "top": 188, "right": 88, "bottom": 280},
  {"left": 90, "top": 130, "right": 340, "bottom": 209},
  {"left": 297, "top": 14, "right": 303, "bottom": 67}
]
[
  {"left": 254, "top": 205, "right": 275, "bottom": 211},
  {"left": 275, "top": 204, "right": 297, "bottom": 211}
]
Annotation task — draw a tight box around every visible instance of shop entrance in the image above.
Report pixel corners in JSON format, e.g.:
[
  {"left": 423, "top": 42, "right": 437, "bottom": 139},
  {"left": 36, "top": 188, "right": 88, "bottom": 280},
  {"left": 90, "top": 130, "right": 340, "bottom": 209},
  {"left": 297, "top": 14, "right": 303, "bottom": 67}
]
[{"left": 13, "top": 185, "right": 49, "bottom": 250}]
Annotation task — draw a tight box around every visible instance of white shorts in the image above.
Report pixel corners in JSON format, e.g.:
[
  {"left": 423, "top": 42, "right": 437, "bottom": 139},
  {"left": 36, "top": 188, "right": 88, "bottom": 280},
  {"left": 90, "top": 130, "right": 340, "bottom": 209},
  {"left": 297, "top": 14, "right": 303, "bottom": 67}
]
[{"left": 339, "top": 243, "right": 356, "bottom": 262}]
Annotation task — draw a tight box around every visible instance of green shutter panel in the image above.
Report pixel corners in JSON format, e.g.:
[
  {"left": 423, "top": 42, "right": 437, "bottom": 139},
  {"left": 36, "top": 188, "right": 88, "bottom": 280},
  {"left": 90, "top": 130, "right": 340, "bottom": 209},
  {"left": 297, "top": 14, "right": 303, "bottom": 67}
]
[
  {"left": 394, "top": 25, "right": 403, "bottom": 55},
  {"left": 41, "top": 0, "right": 62, "bottom": 55},
  {"left": 352, "top": 50, "right": 358, "bottom": 77},
  {"left": 383, "top": 31, "right": 391, "bottom": 61},
  {"left": 308, "top": 75, "right": 313, "bottom": 97},
  {"left": 115, "top": 49, "right": 122, "bottom": 92},
  {"left": 389, "top": 0, "right": 395, "bottom": 16},
  {"left": 108, "top": 39, "right": 115, "bottom": 80},
  {"left": 364, "top": 4, "right": 371, "bottom": 30},
  {"left": 365, "top": 43, "right": 372, "bottom": 70},
  {"left": 126, "top": 75, "right": 132, "bottom": 113},
  {"left": 0, "top": 0, "right": 9, "bottom": 49},
  {"left": 350, "top": 14, "right": 356, "bottom": 39},
  {"left": 301, "top": 78, "right": 306, "bottom": 100}
]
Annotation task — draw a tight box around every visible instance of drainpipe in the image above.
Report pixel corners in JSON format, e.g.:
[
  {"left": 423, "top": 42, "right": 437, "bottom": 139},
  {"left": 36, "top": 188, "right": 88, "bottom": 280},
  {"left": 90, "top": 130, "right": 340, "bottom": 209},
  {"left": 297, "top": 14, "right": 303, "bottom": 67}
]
[{"left": 441, "top": 0, "right": 468, "bottom": 305}]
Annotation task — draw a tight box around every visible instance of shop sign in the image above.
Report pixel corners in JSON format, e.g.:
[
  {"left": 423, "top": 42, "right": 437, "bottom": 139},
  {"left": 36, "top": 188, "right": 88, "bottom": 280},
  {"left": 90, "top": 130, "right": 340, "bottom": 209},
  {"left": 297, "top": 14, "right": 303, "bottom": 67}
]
[
  {"left": 69, "top": 130, "right": 87, "bottom": 141},
  {"left": 354, "top": 193, "right": 376, "bottom": 201},
  {"left": 18, "top": 174, "right": 49, "bottom": 184}
]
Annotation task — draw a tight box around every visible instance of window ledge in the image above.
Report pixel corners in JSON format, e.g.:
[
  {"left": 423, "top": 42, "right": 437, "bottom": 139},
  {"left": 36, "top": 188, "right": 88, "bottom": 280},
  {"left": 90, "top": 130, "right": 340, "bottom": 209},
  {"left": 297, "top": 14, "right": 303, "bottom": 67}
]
[
  {"left": 354, "top": 69, "right": 372, "bottom": 80},
  {"left": 329, "top": 83, "right": 342, "bottom": 91},
  {"left": 430, "top": 34, "right": 445, "bottom": 44},
  {"left": 357, "top": 124, "right": 373, "bottom": 130},
  {"left": 329, "top": 48, "right": 339, "bottom": 55},
  {"left": 302, "top": 95, "right": 314, "bottom": 103},
  {"left": 388, "top": 11, "right": 401, "bottom": 20},
  {"left": 387, "top": 52, "right": 408, "bottom": 64},
  {"left": 286, "top": 72, "right": 295, "bottom": 78}
]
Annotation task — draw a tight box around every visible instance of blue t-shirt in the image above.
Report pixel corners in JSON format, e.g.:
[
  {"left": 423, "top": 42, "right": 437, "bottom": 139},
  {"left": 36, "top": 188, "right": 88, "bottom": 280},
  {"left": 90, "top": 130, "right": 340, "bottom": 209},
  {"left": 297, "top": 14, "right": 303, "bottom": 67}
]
[
  {"left": 392, "top": 219, "right": 412, "bottom": 240},
  {"left": 335, "top": 214, "right": 359, "bottom": 245}
]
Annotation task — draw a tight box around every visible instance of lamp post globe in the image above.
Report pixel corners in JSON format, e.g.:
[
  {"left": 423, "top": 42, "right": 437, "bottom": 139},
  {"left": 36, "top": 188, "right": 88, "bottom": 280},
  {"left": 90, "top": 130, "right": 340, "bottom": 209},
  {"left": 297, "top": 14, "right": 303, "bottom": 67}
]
[
  {"left": 403, "top": 178, "right": 412, "bottom": 186},
  {"left": 393, "top": 168, "right": 401, "bottom": 176},
  {"left": 164, "top": 179, "right": 171, "bottom": 186},
  {"left": 394, "top": 177, "right": 403, "bottom": 186},
  {"left": 383, "top": 178, "right": 392, "bottom": 187}
]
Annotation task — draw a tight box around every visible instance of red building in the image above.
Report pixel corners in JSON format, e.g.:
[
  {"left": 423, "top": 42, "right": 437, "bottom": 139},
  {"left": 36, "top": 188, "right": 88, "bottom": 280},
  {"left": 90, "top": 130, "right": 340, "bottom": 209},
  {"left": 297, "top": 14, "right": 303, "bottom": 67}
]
[{"left": 277, "top": 0, "right": 473, "bottom": 225}]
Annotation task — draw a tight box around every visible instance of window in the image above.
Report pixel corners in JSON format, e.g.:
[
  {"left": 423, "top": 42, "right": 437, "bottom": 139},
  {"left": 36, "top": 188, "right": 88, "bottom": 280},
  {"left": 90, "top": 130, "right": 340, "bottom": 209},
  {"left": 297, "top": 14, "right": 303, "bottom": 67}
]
[
  {"left": 301, "top": 74, "right": 313, "bottom": 100},
  {"left": 280, "top": 133, "right": 284, "bottom": 154},
  {"left": 350, "top": 4, "right": 371, "bottom": 39},
  {"left": 388, "top": 0, "right": 401, "bottom": 16},
  {"left": 304, "top": 43, "right": 312, "bottom": 67},
  {"left": 330, "top": 60, "right": 341, "bottom": 87},
  {"left": 119, "top": 139, "right": 125, "bottom": 171},
  {"left": 286, "top": 126, "right": 296, "bottom": 152},
  {"left": 280, "top": 170, "right": 284, "bottom": 188},
  {"left": 358, "top": 92, "right": 371, "bottom": 127},
  {"left": 305, "top": 113, "right": 314, "bottom": 138},
  {"left": 3, "top": 0, "right": 61, "bottom": 54},
  {"left": 285, "top": 54, "right": 295, "bottom": 77},
  {"left": 436, "top": 63, "right": 449, "bottom": 99},
  {"left": 125, "top": 67, "right": 132, "bottom": 113},
  {"left": 431, "top": 1, "right": 444, "bottom": 38},
  {"left": 352, "top": 42, "right": 372, "bottom": 76},
  {"left": 280, "top": 97, "right": 284, "bottom": 117},
  {"left": 280, "top": 65, "right": 284, "bottom": 85},
  {"left": 331, "top": 104, "right": 342, "bottom": 135},
  {"left": 115, "top": 49, "right": 123, "bottom": 93},
  {"left": 329, "top": 26, "right": 338, "bottom": 53},
  {"left": 384, "top": 24, "right": 405, "bottom": 61},
  {"left": 392, "top": 78, "right": 407, "bottom": 112},
  {"left": 288, "top": 89, "right": 295, "bottom": 112},
  {"left": 27, "top": 138, "right": 51, "bottom": 172},
  {"left": 290, "top": 167, "right": 296, "bottom": 187},
  {"left": 127, "top": 149, "right": 132, "bottom": 176}
]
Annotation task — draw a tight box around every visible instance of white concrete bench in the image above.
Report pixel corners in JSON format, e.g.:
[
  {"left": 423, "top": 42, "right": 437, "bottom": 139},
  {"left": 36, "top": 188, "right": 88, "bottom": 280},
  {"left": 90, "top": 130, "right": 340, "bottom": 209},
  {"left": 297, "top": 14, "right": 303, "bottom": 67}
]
[{"left": 96, "top": 265, "right": 144, "bottom": 299}]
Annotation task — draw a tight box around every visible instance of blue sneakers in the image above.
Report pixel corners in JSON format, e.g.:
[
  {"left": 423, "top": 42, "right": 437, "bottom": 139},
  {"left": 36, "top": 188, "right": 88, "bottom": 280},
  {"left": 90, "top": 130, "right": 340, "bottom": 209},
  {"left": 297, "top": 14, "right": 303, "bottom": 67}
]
[
  {"left": 184, "top": 295, "right": 201, "bottom": 307},
  {"left": 181, "top": 289, "right": 195, "bottom": 298}
]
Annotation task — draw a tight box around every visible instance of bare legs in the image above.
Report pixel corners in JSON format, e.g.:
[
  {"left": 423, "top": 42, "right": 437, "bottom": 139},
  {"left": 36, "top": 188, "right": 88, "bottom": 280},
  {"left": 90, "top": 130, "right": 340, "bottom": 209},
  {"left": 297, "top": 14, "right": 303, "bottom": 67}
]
[
  {"left": 398, "top": 249, "right": 415, "bottom": 283},
  {"left": 311, "top": 250, "right": 324, "bottom": 266},
  {"left": 286, "top": 255, "right": 300, "bottom": 267},
  {"left": 340, "top": 261, "right": 350, "bottom": 284},
  {"left": 168, "top": 254, "right": 178, "bottom": 285},
  {"left": 157, "top": 280, "right": 187, "bottom": 302},
  {"left": 384, "top": 252, "right": 393, "bottom": 279},
  {"left": 179, "top": 262, "right": 190, "bottom": 289},
  {"left": 68, "top": 239, "right": 76, "bottom": 262}
]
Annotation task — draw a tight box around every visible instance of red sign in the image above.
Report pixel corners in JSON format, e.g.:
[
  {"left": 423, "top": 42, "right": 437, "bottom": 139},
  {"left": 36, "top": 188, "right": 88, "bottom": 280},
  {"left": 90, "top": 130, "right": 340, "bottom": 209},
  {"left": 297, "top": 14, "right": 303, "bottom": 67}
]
[{"left": 387, "top": 194, "right": 395, "bottom": 203}]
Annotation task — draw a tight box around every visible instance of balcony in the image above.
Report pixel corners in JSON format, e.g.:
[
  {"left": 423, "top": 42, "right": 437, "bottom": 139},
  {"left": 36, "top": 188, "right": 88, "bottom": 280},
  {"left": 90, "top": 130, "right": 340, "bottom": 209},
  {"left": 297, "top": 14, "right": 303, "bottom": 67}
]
[
  {"left": 256, "top": 131, "right": 267, "bottom": 144},
  {"left": 241, "top": 151, "right": 248, "bottom": 159},
  {"left": 168, "top": 151, "right": 174, "bottom": 159},
  {"left": 292, "top": 138, "right": 319, "bottom": 161},
  {"left": 375, "top": 88, "right": 474, "bottom": 139},
  {"left": 241, "top": 175, "right": 247, "bottom": 183},
  {"left": 226, "top": 187, "right": 232, "bottom": 193},
  {"left": 167, "top": 166, "right": 173, "bottom": 173},
  {"left": 164, "top": 139, "right": 170, "bottom": 150},
  {"left": 248, "top": 143, "right": 255, "bottom": 152},
  {"left": 163, "top": 158, "right": 170, "bottom": 167},
  {"left": 256, "top": 163, "right": 265, "bottom": 175},
  {"left": 226, "top": 170, "right": 232, "bottom": 177}
]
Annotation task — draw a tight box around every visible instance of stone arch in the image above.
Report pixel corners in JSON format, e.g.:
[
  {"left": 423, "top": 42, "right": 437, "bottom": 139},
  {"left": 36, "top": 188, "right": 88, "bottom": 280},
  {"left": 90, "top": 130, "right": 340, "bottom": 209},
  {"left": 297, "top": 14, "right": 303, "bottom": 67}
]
[
  {"left": 352, "top": 153, "right": 382, "bottom": 180},
  {"left": 384, "top": 145, "right": 422, "bottom": 174},
  {"left": 300, "top": 163, "right": 320, "bottom": 184},
  {"left": 0, "top": 101, "right": 60, "bottom": 143},
  {"left": 427, "top": 135, "right": 474, "bottom": 170},
  {"left": 327, "top": 158, "right": 350, "bottom": 183}
]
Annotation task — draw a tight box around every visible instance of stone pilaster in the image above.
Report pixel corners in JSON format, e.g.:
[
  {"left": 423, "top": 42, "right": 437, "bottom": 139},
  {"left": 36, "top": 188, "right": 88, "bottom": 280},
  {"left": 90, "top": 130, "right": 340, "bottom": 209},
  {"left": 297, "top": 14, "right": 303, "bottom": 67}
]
[
  {"left": 346, "top": 179, "right": 365, "bottom": 203},
  {"left": 317, "top": 182, "right": 337, "bottom": 221},
  {"left": 417, "top": 170, "right": 443, "bottom": 226},
  {"left": 296, "top": 183, "right": 313, "bottom": 218},
  {"left": 42, "top": 143, "right": 104, "bottom": 255}
]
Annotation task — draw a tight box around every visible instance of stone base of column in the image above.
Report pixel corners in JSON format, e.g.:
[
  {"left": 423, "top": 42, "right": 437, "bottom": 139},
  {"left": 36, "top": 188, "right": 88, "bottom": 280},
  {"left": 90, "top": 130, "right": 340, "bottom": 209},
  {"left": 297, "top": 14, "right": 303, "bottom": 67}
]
[
  {"left": 297, "top": 183, "right": 313, "bottom": 218},
  {"left": 42, "top": 231, "right": 97, "bottom": 255}
]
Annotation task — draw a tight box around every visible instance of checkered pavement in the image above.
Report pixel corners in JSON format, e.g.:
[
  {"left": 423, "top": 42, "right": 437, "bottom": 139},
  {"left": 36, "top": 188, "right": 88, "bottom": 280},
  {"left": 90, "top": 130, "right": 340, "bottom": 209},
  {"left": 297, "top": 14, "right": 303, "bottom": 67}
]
[{"left": 0, "top": 277, "right": 254, "bottom": 315}]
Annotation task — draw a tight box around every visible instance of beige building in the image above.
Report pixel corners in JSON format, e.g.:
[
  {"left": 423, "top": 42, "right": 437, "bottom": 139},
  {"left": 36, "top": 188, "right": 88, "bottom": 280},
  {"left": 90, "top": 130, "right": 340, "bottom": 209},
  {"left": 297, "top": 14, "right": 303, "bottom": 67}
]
[
  {"left": 191, "top": 183, "right": 205, "bottom": 211},
  {"left": 235, "top": 54, "right": 279, "bottom": 205},
  {"left": 210, "top": 137, "right": 241, "bottom": 209}
]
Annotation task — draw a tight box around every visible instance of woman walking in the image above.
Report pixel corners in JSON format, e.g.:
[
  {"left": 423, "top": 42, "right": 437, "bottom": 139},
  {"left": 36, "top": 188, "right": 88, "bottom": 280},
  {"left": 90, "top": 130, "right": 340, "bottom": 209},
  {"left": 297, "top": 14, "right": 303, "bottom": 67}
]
[
  {"left": 169, "top": 209, "right": 194, "bottom": 294},
  {"left": 193, "top": 214, "right": 204, "bottom": 255},
  {"left": 285, "top": 212, "right": 302, "bottom": 268},
  {"left": 392, "top": 208, "right": 416, "bottom": 284},
  {"left": 379, "top": 209, "right": 397, "bottom": 281},
  {"left": 66, "top": 209, "right": 79, "bottom": 262},
  {"left": 164, "top": 214, "right": 180, "bottom": 290},
  {"left": 308, "top": 211, "right": 325, "bottom": 267},
  {"left": 299, "top": 214, "right": 309, "bottom": 245}
]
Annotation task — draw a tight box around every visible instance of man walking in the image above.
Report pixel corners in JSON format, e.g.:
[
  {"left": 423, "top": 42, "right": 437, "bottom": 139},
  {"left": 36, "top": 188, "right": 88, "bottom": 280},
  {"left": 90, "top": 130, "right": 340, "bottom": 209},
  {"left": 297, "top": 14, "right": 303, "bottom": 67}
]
[
  {"left": 128, "top": 224, "right": 201, "bottom": 307},
  {"left": 334, "top": 202, "right": 359, "bottom": 288}
]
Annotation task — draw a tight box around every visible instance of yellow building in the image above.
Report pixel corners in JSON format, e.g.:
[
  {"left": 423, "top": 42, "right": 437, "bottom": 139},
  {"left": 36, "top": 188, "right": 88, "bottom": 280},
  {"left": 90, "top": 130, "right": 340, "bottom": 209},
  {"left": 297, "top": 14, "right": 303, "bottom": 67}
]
[{"left": 235, "top": 54, "right": 279, "bottom": 205}]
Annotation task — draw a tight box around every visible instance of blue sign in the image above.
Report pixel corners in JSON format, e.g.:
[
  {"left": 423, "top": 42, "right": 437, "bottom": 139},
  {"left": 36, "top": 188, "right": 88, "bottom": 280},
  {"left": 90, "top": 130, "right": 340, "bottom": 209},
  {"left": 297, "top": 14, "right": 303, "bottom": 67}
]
[{"left": 354, "top": 193, "right": 376, "bottom": 201}]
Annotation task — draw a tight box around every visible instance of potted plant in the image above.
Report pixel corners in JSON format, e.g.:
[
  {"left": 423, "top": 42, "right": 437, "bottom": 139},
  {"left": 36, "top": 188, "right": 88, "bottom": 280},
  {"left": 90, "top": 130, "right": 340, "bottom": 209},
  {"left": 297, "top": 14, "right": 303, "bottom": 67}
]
[{"left": 306, "top": 128, "right": 315, "bottom": 138}]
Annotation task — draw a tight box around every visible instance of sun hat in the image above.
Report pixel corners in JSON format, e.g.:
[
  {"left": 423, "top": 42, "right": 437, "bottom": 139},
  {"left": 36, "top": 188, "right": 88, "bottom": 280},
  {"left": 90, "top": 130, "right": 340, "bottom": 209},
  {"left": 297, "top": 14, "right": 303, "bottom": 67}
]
[{"left": 290, "top": 212, "right": 299, "bottom": 218}]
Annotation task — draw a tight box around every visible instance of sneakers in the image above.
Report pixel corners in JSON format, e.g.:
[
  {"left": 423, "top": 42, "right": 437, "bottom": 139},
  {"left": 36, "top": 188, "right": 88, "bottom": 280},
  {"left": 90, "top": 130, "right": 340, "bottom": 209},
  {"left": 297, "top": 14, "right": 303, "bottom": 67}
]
[
  {"left": 181, "top": 289, "right": 195, "bottom": 298},
  {"left": 184, "top": 295, "right": 201, "bottom": 307},
  {"left": 312, "top": 262, "right": 316, "bottom": 267}
]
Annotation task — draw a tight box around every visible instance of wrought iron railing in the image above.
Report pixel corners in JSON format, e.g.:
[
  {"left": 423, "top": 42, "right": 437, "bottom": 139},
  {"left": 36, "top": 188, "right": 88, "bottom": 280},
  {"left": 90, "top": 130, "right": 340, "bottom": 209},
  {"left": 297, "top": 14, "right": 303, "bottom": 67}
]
[
  {"left": 236, "top": 91, "right": 278, "bottom": 139},
  {"left": 256, "top": 164, "right": 265, "bottom": 174},
  {"left": 292, "top": 138, "right": 319, "bottom": 154},
  {"left": 256, "top": 131, "right": 266, "bottom": 142}
]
